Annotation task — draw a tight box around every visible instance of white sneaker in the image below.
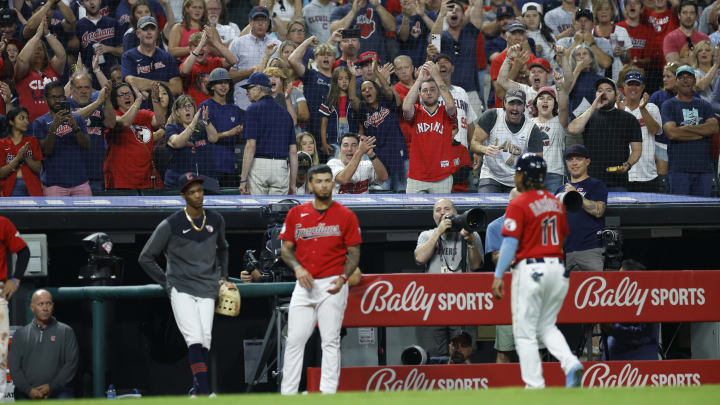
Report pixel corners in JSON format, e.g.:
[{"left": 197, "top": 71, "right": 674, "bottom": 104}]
[{"left": 209, "top": 393, "right": 217, "bottom": 399}]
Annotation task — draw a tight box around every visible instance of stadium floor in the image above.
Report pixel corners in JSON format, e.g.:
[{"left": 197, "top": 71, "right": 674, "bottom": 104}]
[{"left": 56, "top": 385, "right": 719, "bottom": 404}]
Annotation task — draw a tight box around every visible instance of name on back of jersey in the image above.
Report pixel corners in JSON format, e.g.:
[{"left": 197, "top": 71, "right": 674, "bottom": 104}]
[{"left": 528, "top": 195, "right": 563, "bottom": 217}]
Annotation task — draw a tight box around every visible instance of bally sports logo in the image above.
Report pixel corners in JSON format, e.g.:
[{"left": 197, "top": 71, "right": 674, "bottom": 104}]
[
  {"left": 573, "top": 276, "right": 706, "bottom": 316},
  {"left": 582, "top": 363, "right": 701, "bottom": 388},
  {"left": 365, "top": 368, "right": 488, "bottom": 392},
  {"left": 359, "top": 280, "right": 494, "bottom": 321}
]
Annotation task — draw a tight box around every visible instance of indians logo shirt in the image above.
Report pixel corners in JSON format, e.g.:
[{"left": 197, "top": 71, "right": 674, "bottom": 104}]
[{"left": 279, "top": 201, "right": 362, "bottom": 278}]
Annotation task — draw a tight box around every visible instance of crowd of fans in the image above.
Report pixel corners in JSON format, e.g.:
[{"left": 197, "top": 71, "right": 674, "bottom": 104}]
[{"left": 0, "top": 0, "right": 718, "bottom": 197}]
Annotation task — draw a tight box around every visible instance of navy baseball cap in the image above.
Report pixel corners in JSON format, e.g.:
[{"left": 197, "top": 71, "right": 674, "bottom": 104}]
[
  {"left": 0, "top": 8, "right": 18, "bottom": 25},
  {"left": 624, "top": 70, "right": 644, "bottom": 85},
  {"left": 505, "top": 88, "right": 527, "bottom": 104},
  {"left": 180, "top": 173, "right": 204, "bottom": 193},
  {"left": 565, "top": 144, "right": 590, "bottom": 159},
  {"left": 249, "top": 6, "right": 270, "bottom": 20},
  {"left": 676, "top": 65, "right": 696, "bottom": 78},
  {"left": 241, "top": 72, "right": 271, "bottom": 89},
  {"left": 505, "top": 20, "right": 526, "bottom": 33},
  {"left": 496, "top": 5, "right": 515, "bottom": 19}
]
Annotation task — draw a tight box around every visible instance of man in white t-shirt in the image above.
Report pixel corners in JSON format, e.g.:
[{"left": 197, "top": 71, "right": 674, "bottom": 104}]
[
  {"left": 327, "top": 133, "right": 388, "bottom": 194},
  {"left": 617, "top": 70, "right": 661, "bottom": 192}
]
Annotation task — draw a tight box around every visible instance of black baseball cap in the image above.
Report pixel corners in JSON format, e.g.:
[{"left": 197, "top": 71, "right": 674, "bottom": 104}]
[
  {"left": 565, "top": 144, "right": 590, "bottom": 159},
  {"left": 180, "top": 173, "right": 204, "bottom": 193},
  {"left": 576, "top": 8, "right": 593, "bottom": 21},
  {"left": 0, "top": 8, "right": 17, "bottom": 26},
  {"left": 595, "top": 77, "right": 617, "bottom": 91},
  {"left": 496, "top": 5, "right": 515, "bottom": 19},
  {"left": 450, "top": 331, "right": 473, "bottom": 347},
  {"left": 433, "top": 53, "right": 453, "bottom": 64},
  {"left": 505, "top": 88, "right": 527, "bottom": 104}
]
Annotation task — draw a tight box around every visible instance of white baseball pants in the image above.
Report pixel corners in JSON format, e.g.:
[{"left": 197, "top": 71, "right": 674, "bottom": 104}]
[
  {"left": 281, "top": 276, "right": 348, "bottom": 395},
  {"left": 511, "top": 258, "right": 581, "bottom": 388},
  {"left": 170, "top": 288, "right": 215, "bottom": 349}
]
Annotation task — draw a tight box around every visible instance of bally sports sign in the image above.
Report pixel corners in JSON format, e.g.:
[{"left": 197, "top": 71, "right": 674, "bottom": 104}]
[
  {"left": 307, "top": 360, "right": 720, "bottom": 391},
  {"left": 342, "top": 271, "right": 720, "bottom": 326}
]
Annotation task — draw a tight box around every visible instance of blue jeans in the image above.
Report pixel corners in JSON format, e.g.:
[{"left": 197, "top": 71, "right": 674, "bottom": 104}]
[
  {"left": 668, "top": 172, "right": 713, "bottom": 196},
  {"left": 477, "top": 178, "right": 514, "bottom": 193},
  {"left": 377, "top": 159, "right": 409, "bottom": 192},
  {"left": 10, "top": 178, "right": 29, "bottom": 196}
]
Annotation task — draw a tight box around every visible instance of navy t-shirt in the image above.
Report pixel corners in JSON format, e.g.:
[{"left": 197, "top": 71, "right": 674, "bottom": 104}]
[
  {"left": 32, "top": 112, "right": 89, "bottom": 188},
  {"left": 69, "top": 96, "right": 106, "bottom": 182},
  {"left": 441, "top": 24, "right": 480, "bottom": 93},
  {"left": 122, "top": 30, "right": 140, "bottom": 52},
  {"left": 569, "top": 71, "right": 604, "bottom": 120},
  {"left": 357, "top": 96, "right": 408, "bottom": 174},
  {"left": 115, "top": 0, "right": 166, "bottom": 34},
  {"left": 661, "top": 97, "right": 715, "bottom": 174},
  {"left": 330, "top": 4, "right": 388, "bottom": 63},
  {"left": 395, "top": 11, "right": 437, "bottom": 68},
  {"left": 121, "top": 47, "right": 179, "bottom": 83},
  {"left": 244, "top": 95, "right": 296, "bottom": 159},
  {"left": 301, "top": 69, "right": 332, "bottom": 137},
  {"left": 555, "top": 177, "right": 607, "bottom": 253},
  {"left": 199, "top": 98, "right": 244, "bottom": 175},
  {"left": 165, "top": 123, "right": 216, "bottom": 181},
  {"left": 76, "top": 16, "right": 123, "bottom": 87}
]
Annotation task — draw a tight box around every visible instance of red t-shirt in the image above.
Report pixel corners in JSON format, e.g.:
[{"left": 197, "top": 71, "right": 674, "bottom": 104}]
[
  {"left": 490, "top": 49, "right": 535, "bottom": 107},
  {"left": 617, "top": 20, "right": 661, "bottom": 66},
  {"left": 501, "top": 190, "right": 569, "bottom": 264},
  {"left": 278, "top": 201, "right": 362, "bottom": 279},
  {"left": 105, "top": 109, "right": 155, "bottom": 189},
  {"left": 15, "top": 67, "right": 60, "bottom": 123},
  {"left": 663, "top": 29, "right": 710, "bottom": 60},
  {"left": 644, "top": 9, "right": 678, "bottom": 37},
  {"left": 0, "top": 216, "right": 27, "bottom": 280},
  {"left": 407, "top": 103, "right": 457, "bottom": 182},
  {"left": 182, "top": 56, "right": 224, "bottom": 107},
  {"left": 394, "top": 81, "right": 414, "bottom": 148},
  {"left": 0, "top": 136, "right": 44, "bottom": 197}
]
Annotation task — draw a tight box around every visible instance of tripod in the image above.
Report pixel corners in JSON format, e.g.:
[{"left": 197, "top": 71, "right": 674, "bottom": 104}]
[{"left": 246, "top": 297, "right": 290, "bottom": 393}]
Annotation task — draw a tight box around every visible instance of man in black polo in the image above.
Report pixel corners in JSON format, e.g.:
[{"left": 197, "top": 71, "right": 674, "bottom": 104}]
[{"left": 239, "top": 72, "right": 298, "bottom": 195}]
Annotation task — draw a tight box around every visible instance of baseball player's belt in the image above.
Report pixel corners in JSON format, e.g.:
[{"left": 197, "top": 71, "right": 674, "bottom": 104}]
[
  {"left": 216, "top": 283, "right": 241, "bottom": 317},
  {"left": 522, "top": 258, "right": 564, "bottom": 265}
]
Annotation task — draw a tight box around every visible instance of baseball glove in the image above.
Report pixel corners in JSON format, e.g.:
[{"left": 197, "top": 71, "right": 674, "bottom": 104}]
[{"left": 215, "top": 283, "right": 241, "bottom": 317}]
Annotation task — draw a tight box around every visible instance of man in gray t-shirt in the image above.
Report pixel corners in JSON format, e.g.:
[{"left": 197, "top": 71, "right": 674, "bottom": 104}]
[
  {"left": 303, "top": 0, "right": 337, "bottom": 44},
  {"left": 139, "top": 174, "right": 229, "bottom": 397},
  {"left": 413, "top": 198, "right": 484, "bottom": 358}
]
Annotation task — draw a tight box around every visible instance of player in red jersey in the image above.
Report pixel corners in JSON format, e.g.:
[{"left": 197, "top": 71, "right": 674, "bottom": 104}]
[
  {"left": 278, "top": 164, "right": 362, "bottom": 394},
  {"left": 491, "top": 153, "right": 584, "bottom": 389},
  {"left": 401, "top": 60, "right": 458, "bottom": 194},
  {"left": 0, "top": 216, "right": 30, "bottom": 398}
]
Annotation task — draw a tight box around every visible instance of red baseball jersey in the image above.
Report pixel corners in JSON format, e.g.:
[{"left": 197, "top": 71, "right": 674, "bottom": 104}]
[
  {"left": 501, "top": 189, "right": 569, "bottom": 264},
  {"left": 0, "top": 136, "right": 44, "bottom": 197},
  {"left": 407, "top": 104, "right": 458, "bottom": 182},
  {"left": 0, "top": 216, "right": 27, "bottom": 281},
  {"left": 279, "top": 201, "right": 362, "bottom": 279}
]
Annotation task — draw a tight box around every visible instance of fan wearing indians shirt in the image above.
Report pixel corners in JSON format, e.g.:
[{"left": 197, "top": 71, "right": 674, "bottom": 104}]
[
  {"left": 642, "top": 0, "right": 678, "bottom": 51},
  {"left": 401, "top": 60, "right": 458, "bottom": 194},
  {"left": 330, "top": 0, "right": 397, "bottom": 64},
  {"left": 75, "top": 0, "right": 123, "bottom": 89},
  {"left": 327, "top": 133, "right": 388, "bottom": 194}
]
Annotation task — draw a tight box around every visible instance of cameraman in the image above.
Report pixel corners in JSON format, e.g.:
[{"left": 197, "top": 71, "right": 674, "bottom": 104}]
[{"left": 414, "top": 198, "right": 484, "bottom": 358}]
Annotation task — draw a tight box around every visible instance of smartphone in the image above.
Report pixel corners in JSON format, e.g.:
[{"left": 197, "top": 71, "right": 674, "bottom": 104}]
[
  {"left": 341, "top": 28, "right": 360, "bottom": 39},
  {"left": 430, "top": 34, "right": 441, "bottom": 53},
  {"left": 59, "top": 100, "right": 71, "bottom": 111}
]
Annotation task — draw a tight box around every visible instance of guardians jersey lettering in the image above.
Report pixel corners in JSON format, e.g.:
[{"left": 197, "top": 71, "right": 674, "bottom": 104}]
[{"left": 294, "top": 223, "right": 342, "bottom": 240}]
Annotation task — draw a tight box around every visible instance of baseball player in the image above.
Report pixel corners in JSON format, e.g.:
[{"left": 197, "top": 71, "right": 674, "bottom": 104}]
[
  {"left": 278, "top": 164, "right": 362, "bottom": 395},
  {"left": 139, "top": 173, "right": 230, "bottom": 397},
  {"left": 491, "top": 153, "right": 584, "bottom": 389},
  {"left": 0, "top": 216, "right": 30, "bottom": 399}
]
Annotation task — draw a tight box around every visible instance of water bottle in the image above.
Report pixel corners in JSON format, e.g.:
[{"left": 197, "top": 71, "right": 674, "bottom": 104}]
[{"left": 106, "top": 384, "right": 116, "bottom": 399}]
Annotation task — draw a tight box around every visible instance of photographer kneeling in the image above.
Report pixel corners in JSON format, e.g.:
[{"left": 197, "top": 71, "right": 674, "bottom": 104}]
[{"left": 414, "top": 198, "right": 484, "bottom": 359}]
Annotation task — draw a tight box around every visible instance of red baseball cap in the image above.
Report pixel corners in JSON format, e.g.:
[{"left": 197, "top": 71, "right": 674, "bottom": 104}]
[
  {"left": 527, "top": 57, "right": 551, "bottom": 72},
  {"left": 356, "top": 51, "right": 378, "bottom": 66}
]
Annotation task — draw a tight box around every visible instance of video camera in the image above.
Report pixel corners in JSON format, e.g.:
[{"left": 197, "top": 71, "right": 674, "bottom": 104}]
[
  {"left": 78, "top": 232, "right": 124, "bottom": 286},
  {"left": 447, "top": 208, "right": 486, "bottom": 233},
  {"left": 597, "top": 228, "right": 623, "bottom": 270},
  {"left": 243, "top": 200, "right": 301, "bottom": 282}
]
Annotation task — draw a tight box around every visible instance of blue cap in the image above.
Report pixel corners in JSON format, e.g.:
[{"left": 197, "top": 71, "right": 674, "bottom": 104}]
[
  {"left": 505, "top": 19, "right": 526, "bottom": 33},
  {"left": 624, "top": 70, "right": 644, "bottom": 84},
  {"left": 241, "top": 72, "right": 271, "bottom": 89},
  {"left": 676, "top": 65, "right": 696, "bottom": 78},
  {"left": 564, "top": 144, "right": 590, "bottom": 159},
  {"left": 249, "top": 6, "right": 270, "bottom": 20}
]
